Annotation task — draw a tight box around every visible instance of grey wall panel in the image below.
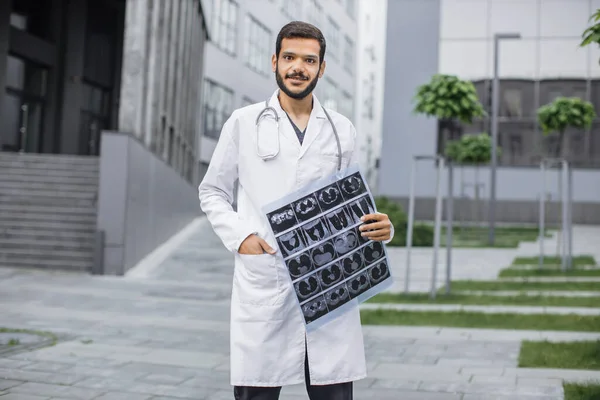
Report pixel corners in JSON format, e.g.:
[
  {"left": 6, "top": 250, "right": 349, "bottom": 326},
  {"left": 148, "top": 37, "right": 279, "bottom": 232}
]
[
  {"left": 96, "top": 132, "right": 129, "bottom": 274},
  {"left": 97, "top": 131, "right": 201, "bottom": 275},
  {"left": 0, "top": 0, "right": 10, "bottom": 148},
  {"left": 379, "top": 0, "right": 441, "bottom": 199}
]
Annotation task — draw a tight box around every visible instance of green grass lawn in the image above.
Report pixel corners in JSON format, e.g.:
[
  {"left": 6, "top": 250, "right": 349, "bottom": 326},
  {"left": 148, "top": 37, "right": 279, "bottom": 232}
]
[
  {"left": 519, "top": 340, "right": 600, "bottom": 370},
  {"left": 564, "top": 382, "right": 600, "bottom": 400},
  {"left": 360, "top": 310, "right": 600, "bottom": 332},
  {"left": 368, "top": 292, "right": 600, "bottom": 308},
  {"left": 499, "top": 255, "right": 600, "bottom": 278},
  {"left": 440, "top": 226, "right": 550, "bottom": 248},
  {"left": 448, "top": 280, "right": 600, "bottom": 292}
]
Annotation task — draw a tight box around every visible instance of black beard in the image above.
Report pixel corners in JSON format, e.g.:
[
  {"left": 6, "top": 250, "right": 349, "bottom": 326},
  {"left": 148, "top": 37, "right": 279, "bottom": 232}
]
[{"left": 275, "top": 65, "right": 320, "bottom": 100}]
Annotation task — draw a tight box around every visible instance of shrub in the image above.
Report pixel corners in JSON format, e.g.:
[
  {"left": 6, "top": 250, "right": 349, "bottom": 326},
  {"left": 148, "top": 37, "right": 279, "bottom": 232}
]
[{"left": 374, "top": 196, "right": 434, "bottom": 247}]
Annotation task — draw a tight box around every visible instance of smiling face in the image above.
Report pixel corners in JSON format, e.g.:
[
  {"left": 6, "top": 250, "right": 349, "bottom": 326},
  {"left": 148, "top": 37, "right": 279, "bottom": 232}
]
[{"left": 273, "top": 37, "right": 326, "bottom": 100}]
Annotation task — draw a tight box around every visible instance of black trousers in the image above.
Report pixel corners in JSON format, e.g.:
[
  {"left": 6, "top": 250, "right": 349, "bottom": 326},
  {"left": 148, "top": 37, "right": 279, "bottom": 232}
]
[{"left": 233, "top": 351, "right": 353, "bottom": 400}]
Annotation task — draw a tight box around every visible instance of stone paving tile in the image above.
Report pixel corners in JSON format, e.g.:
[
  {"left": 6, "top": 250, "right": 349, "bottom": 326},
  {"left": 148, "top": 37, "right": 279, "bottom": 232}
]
[
  {"left": 89, "top": 393, "right": 152, "bottom": 400},
  {"left": 8, "top": 381, "right": 105, "bottom": 399},
  {"left": 0, "top": 379, "right": 23, "bottom": 391},
  {"left": 0, "top": 394, "right": 51, "bottom": 400}
]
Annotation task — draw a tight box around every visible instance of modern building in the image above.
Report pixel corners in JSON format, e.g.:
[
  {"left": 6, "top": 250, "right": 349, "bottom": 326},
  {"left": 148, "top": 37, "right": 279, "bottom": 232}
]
[
  {"left": 0, "top": 0, "right": 209, "bottom": 274},
  {"left": 354, "top": 0, "right": 388, "bottom": 192},
  {"left": 199, "top": 0, "right": 359, "bottom": 177},
  {"left": 380, "top": 0, "right": 600, "bottom": 224}
]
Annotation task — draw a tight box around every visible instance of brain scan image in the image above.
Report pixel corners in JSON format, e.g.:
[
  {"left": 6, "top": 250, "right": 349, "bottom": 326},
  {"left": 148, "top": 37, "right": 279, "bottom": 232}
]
[
  {"left": 317, "top": 184, "right": 344, "bottom": 211},
  {"left": 339, "top": 173, "right": 367, "bottom": 201},
  {"left": 302, "top": 295, "right": 328, "bottom": 324},
  {"left": 347, "top": 271, "right": 371, "bottom": 299},
  {"left": 293, "top": 194, "right": 321, "bottom": 223},
  {"left": 324, "top": 282, "right": 350, "bottom": 311},
  {"left": 294, "top": 273, "right": 322, "bottom": 301},
  {"left": 362, "top": 241, "right": 384, "bottom": 265},
  {"left": 325, "top": 207, "right": 351, "bottom": 234},
  {"left": 368, "top": 260, "right": 390, "bottom": 285},
  {"left": 301, "top": 218, "right": 331, "bottom": 246},
  {"left": 341, "top": 251, "right": 365, "bottom": 278},
  {"left": 333, "top": 230, "right": 359, "bottom": 256},
  {"left": 310, "top": 241, "right": 337, "bottom": 267},
  {"left": 267, "top": 205, "right": 298, "bottom": 234},
  {"left": 347, "top": 196, "right": 375, "bottom": 224},
  {"left": 316, "top": 262, "right": 343, "bottom": 289},
  {"left": 277, "top": 229, "right": 307, "bottom": 258},
  {"left": 286, "top": 252, "right": 313, "bottom": 280}
]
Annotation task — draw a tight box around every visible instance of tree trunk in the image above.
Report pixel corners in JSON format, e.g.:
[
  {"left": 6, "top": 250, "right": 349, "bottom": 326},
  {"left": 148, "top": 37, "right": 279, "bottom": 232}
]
[{"left": 555, "top": 130, "right": 565, "bottom": 158}]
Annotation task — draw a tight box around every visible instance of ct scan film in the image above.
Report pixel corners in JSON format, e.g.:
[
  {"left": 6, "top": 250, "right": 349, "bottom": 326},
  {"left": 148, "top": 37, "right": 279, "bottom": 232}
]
[{"left": 263, "top": 165, "right": 393, "bottom": 330}]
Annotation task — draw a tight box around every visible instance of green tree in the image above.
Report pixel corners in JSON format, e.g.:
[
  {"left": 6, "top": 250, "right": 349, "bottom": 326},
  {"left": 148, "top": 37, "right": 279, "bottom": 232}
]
[
  {"left": 444, "top": 133, "right": 499, "bottom": 165},
  {"left": 581, "top": 9, "right": 600, "bottom": 52},
  {"left": 537, "top": 97, "right": 596, "bottom": 157},
  {"left": 414, "top": 74, "right": 486, "bottom": 124},
  {"left": 413, "top": 74, "right": 486, "bottom": 158}
]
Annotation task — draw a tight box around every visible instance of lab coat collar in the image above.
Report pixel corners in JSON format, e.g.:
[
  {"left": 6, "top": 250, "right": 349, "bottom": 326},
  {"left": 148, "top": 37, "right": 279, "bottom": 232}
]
[
  {"left": 267, "top": 89, "right": 326, "bottom": 120},
  {"left": 267, "top": 89, "right": 327, "bottom": 157}
]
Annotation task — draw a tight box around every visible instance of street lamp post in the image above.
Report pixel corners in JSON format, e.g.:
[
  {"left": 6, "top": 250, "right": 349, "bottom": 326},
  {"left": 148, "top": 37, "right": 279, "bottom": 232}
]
[{"left": 488, "top": 32, "right": 521, "bottom": 246}]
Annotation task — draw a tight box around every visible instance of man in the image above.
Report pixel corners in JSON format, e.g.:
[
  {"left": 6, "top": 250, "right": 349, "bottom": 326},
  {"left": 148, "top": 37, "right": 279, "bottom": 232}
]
[{"left": 198, "top": 21, "right": 393, "bottom": 400}]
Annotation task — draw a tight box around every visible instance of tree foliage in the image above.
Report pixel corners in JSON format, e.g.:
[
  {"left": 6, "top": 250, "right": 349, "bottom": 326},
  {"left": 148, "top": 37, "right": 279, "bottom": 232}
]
[
  {"left": 413, "top": 74, "right": 486, "bottom": 123},
  {"left": 444, "top": 133, "right": 498, "bottom": 165},
  {"left": 537, "top": 97, "right": 596, "bottom": 135},
  {"left": 537, "top": 97, "right": 596, "bottom": 157},
  {"left": 581, "top": 9, "right": 600, "bottom": 48}
]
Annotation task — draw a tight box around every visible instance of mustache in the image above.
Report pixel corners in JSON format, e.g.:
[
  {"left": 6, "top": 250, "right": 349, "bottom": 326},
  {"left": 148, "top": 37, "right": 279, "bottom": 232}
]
[{"left": 286, "top": 73, "right": 309, "bottom": 80}]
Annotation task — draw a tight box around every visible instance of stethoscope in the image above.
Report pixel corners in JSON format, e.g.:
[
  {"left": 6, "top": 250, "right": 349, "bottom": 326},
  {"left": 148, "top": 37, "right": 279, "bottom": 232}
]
[{"left": 255, "top": 97, "right": 343, "bottom": 172}]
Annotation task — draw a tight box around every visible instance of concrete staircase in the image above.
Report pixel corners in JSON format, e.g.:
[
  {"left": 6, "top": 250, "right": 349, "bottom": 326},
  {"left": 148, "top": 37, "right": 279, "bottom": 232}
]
[{"left": 0, "top": 152, "right": 100, "bottom": 272}]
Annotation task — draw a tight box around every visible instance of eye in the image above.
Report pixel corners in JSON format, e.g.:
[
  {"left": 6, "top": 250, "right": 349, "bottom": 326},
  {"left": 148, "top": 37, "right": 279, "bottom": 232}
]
[
  {"left": 306, "top": 59, "right": 316, "bottom": 64},
  {"left": 283, "top": 55, "right": 293, "bottom": 61}
]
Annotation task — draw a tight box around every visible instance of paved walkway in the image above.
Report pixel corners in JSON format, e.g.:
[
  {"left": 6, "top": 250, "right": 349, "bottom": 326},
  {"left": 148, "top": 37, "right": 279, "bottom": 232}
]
[
  {"left": 361, "top": 303, "right": 600, "bottom": 315},
  {"left": 0, "top": 217, "right": 599, "bottom": 399}
]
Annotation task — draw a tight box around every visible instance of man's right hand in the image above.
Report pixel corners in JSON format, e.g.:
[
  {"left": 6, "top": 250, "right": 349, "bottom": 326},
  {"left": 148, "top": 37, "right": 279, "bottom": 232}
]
[{"left": 238, "top": 234, "right": 277, "bottom": 255}]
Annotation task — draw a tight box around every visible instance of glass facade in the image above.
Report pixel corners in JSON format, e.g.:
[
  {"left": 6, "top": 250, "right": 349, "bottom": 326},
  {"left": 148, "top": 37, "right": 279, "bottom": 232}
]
[
  {"left": 203, "top": 79, "right": 234, "bottom": 139},
  {"left": 439, "top": 0, "right": 600, "bottom": 168},
  {"left": 245, "top": 15, "right": 272, "bottom": 76},
  {"left": 212, "top": 0, "right": 238, "bottom": 56}
]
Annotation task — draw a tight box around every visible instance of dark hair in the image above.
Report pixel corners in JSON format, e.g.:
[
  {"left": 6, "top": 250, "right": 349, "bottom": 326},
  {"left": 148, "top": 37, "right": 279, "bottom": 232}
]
[{"left": 275, "top": 21, "right": 326, "bottom": 64}]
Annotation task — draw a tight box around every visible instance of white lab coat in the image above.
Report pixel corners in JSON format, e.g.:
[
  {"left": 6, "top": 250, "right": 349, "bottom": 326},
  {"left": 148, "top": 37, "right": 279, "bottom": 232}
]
[{"left": 198, "top": 90, "right": 391, "bottom": 387}]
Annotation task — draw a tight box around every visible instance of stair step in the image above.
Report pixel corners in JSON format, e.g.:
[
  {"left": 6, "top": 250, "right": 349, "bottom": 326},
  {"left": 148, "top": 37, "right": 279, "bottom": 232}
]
[
  {"left": 0, "top": 247, "right": 93, "bottom": 261},
  {"left": 0, "top": 212, "right": 96, "bottom": 224},
  {"left": 0, "top": 228, "right": 96, "bottom": 241},
  {"left": 0, "top": 237, "right": 94, "bottom": 251},
  {"left": 0, "top": 203, "right": 96, "bottom": 216},
  {"left": 0, "top": 152, "right": 99, "bottom": 163},
  {"left": 0, "top": 153, "right": 99, "bottom": 168},
  {"left": 0, "top": 173, "right": 98, "bottom": 185},
  {"left": 0, "top": 257, "right": 92, "bottom": 272},
  {"left": 0, "top": 188, "right": 97, "bottom": 200},
  {"left": 0, "top": 168, "right": 99, "bottom": 179},
  {"left": 0, "top": 220, "right": 96, "bottom": 233},
  {"left": 0, "top": 195, "right": 96, "bottom": 207},
  {"left": 0, "top": 180, "right": 98, "bottom": 193}
]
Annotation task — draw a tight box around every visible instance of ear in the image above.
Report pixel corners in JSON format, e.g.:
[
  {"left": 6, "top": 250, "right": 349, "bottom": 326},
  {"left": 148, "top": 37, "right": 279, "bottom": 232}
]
[
  {"left": 272, "top": 54, "right": 277, "bottom": 72},
  {"left": 318, "top": 60, "right": 326, "bottom": 78}
]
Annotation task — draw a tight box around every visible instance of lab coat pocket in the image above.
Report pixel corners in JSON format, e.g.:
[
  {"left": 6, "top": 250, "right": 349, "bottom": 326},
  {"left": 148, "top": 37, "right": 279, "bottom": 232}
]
[{"left": 234, "top": 253, "right": 284, "bottom": 306}]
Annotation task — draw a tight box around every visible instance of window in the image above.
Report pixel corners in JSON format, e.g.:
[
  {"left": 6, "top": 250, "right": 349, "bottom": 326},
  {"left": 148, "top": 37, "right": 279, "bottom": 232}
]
[
  {"left": 326, "top": 18, "right": 340, "bottom": 61},
  {"left": 241, "top": 96, "right": 256, "bottom": 107},
  {"left": 212, "top": 0, "right": 238, "bottom": 55},
  {"left": 346, "top": 0, "right": 356, "bottom": 20},
  {"left": 203, "top": 79, "right": 234, "bottom": 139},
  {"left": 245, "top": 15, "right": 271, "bottom": 76},
  {"left": 321, "top": 78, "right": 338, "bottom": 111},
  {"left": 339, "top": 91, "right": 354, "bottom": 121},
  {"left": 306, "top": 0, "right": 323, "bottom": 29},
  {"left": 362, "top": 73, "right": 375, "bottom": 119},
  {"left": 281, "top": 0, "right": 302, "bottom": 20},
  {"left": 344, "top": 36, "right": 354, "bottom": 74}
]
